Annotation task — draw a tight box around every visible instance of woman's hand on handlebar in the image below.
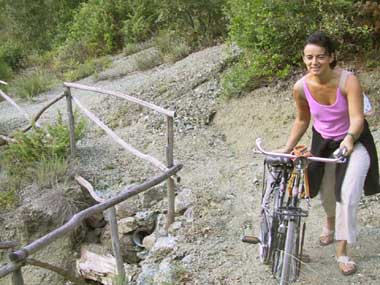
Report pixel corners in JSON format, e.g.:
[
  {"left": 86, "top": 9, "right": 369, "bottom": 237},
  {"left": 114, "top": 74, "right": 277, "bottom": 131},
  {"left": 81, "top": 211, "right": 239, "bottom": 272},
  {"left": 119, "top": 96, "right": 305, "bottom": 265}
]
[{"left": 339, "top": 135, "right": 354, "bottom": 156}]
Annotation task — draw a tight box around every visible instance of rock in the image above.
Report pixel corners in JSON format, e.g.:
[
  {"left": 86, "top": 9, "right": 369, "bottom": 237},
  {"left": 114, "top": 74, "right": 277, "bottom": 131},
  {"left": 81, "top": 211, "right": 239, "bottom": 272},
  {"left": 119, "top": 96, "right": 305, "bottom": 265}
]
[
  {"left": 175, "top": 188, "right": 193, "bottom": 214},
  {"left": 151, "top": 236, "right": 177, "bottom": 258},
  {"left": 118, "top": 217, "right": 138, "bottom": 235},
  {"left": 142, "top": 232, "right": 157, "bottom": 250},
  {"left": 136, "top": 263, "right": 158, "bottom": 285}
]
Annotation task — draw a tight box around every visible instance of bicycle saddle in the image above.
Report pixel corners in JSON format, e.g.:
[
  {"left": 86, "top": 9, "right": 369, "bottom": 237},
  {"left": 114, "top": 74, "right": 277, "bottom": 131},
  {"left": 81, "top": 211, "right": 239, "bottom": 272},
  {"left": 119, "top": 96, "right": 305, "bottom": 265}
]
[{"left": 265, "top": 156, "right": 293, "bottom": 167}]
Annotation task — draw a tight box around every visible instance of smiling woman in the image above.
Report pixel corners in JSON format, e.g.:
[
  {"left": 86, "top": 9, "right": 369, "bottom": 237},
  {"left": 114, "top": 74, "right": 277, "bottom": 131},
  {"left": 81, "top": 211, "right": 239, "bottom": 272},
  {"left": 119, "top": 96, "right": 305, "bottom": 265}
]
[{"left": 279, "top": 31, "right": 380, "bottom": 277}]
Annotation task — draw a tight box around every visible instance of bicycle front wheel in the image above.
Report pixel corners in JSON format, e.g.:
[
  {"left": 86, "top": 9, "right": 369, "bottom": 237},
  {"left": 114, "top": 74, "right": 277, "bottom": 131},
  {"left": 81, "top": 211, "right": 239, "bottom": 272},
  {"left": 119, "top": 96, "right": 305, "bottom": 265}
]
[{"left": 278, "top": 217, "right": 301, "bottom": 285}]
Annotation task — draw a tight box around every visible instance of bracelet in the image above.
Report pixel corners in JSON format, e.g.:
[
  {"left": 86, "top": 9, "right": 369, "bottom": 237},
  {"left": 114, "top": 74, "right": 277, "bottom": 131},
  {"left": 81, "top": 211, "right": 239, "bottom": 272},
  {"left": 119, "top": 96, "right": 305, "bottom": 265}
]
[{"left": 346, "top": 132, "right": 356, "bottom": 141}]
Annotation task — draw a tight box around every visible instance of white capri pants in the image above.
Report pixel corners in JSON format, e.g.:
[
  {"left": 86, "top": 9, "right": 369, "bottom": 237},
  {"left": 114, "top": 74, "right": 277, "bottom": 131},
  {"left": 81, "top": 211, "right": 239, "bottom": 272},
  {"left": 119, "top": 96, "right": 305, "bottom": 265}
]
[{"left": 319, "top": 142, "right": 370, "bottom": 244}]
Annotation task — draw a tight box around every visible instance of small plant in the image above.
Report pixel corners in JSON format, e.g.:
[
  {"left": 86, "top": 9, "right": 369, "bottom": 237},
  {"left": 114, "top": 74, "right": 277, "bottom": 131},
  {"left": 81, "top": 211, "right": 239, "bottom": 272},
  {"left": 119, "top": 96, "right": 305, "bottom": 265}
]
[
  {"left": 0, "top": 111, "right": 86, "bottom": 207},
  {"left": 154, "top": 31, "right": 191, "bottom": 63},
  {"left": 10, "top": 68, "right": 57, "bottom": 99},
  {"left": 62, "top": 57, "right": 111, "bottom": 81},
  {"left": 135, "top": 49, "right": 162, "bottom": 71}
]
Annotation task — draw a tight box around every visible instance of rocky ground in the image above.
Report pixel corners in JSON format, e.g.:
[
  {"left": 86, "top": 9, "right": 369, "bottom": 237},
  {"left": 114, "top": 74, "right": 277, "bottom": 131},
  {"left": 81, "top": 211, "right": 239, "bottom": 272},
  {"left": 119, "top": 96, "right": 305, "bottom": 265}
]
[{"left": 1, "top": 44, "right": 380, "bottom": 285}]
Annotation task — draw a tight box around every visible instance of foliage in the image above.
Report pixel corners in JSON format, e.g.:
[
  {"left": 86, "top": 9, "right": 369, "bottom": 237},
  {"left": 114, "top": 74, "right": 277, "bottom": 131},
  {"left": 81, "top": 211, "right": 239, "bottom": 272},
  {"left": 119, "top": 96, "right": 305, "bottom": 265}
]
[
  {"left": 0, "top": 112, "right": 86, "bottom": 203},
  {"left": 223, "top": 0, "right": 375, "bottom": 98},
  {"left": 154, "top": 31, "right": 191, "bottom": 63},
  {"left": 1, "top": 0, "right": 84, "bottom": 51},
  {"left": 63, "top": 0, "right": 129, "bottom": 58},
  {"left": 0, "top": 41, "right": 26, "bottom": 70},
  {"left": 122, "top": 0, "right": 160, "bottom": 44},
  {"left": 158, "top": 0, "right": 228, "bottom": 48},
  {"left": 9, "top": 69, "right": 57, "bottom": 99}
]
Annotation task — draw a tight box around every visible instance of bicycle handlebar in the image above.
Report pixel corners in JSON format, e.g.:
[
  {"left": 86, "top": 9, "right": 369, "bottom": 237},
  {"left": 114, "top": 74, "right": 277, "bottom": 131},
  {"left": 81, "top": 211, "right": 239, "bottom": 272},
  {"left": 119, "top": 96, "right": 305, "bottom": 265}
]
[{"left": 255, "top": 138, "right": 346, "bottom": 164}]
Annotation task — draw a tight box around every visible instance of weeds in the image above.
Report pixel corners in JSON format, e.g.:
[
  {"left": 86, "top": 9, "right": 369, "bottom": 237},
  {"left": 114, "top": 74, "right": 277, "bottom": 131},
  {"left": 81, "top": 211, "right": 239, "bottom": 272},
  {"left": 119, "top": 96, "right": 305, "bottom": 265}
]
[
  {"left": 154, "top": 31, "right": 191, "bottom": 63},
  {"left": 0, "top": 112, "right": 86, "bottom": 208},
  {"left": 10, "top": 68, "right": 57, "bottom": 99}
]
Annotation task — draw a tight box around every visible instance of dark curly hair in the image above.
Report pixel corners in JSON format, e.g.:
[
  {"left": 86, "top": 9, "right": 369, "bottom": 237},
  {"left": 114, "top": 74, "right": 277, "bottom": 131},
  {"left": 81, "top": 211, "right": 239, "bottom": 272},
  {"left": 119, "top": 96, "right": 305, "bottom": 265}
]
[{"left": 304, "top": 31, "right": 337, "bottom": 69}]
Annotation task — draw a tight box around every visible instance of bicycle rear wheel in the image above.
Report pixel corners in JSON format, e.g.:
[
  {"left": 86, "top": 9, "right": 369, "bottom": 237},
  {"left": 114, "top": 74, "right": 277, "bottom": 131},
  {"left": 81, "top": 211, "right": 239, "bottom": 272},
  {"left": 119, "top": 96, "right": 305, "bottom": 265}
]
[{"left": 258, "top": 186, "right": 283, "bottom": 263}]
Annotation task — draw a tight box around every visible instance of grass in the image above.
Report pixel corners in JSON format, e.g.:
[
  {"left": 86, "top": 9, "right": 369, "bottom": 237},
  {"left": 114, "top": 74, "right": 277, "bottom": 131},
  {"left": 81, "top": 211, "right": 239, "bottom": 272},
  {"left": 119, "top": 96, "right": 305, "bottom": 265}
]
[
  {"left": 154, "top": 31, "right": 191, "bottom": 63},
  {"left": 0, "top": 112, "right": 86, "bottom": 208},
  {"left": 10, "top": 68, "right": 57, "bottom": 99}
]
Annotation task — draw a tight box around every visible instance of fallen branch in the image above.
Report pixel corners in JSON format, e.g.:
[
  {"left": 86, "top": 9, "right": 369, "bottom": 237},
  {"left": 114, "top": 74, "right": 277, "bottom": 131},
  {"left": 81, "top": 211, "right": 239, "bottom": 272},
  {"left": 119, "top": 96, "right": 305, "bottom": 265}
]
[
  {"left": 0, "top": 135, "right": 16, "bottom": 145},
  {"left": 0, "top": 241, "right": 19, "bottom": 250}
]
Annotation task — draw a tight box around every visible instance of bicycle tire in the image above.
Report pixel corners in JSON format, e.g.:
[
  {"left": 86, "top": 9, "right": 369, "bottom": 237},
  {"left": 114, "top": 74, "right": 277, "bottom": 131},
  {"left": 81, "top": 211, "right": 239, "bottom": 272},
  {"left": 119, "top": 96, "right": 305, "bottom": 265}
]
[
  {"left": 259, "top": 178, "right": 284, "bottom": 263},
  {"left": 276, "top": 216, "right": 302, "bottom": 284}
]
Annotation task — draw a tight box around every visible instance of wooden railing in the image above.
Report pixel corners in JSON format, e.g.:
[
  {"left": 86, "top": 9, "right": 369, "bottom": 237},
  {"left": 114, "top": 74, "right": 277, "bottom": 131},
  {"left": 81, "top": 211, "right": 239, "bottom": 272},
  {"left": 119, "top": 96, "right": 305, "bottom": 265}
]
[{"left": 0, "top": 82, "right": 182, "bottom": 284}]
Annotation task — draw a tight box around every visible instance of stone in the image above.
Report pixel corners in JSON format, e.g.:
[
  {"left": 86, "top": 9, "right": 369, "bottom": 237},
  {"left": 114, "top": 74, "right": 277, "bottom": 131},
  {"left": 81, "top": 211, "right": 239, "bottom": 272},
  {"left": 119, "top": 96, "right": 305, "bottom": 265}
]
[{"left": 175, "top": 188, "right": 193, "bottom": 214}]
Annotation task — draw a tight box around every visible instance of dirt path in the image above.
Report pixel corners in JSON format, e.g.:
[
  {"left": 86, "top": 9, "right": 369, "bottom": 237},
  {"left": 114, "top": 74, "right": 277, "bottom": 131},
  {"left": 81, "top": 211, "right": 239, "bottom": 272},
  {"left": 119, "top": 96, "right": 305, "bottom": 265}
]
[{"left": 1, "top": 45, "right": 380, "bottom": 285}]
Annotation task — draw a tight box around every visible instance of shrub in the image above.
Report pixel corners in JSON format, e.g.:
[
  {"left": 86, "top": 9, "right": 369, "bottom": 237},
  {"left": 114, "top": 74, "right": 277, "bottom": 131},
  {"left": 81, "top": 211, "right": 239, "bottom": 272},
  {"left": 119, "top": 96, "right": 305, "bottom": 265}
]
[
  {"left": 154, "top": 31, "right": 191, "bottom": 63},
  {"left": 158, "top": 0, "right": 228, "bottom": 48},
  {"left": 223, "top": 0, "right": 375, "bottom": 98},
  {"left": 0, "top": 41, "right": 26, "bottom": 70},
  {"left": 0, "top": 112, "right": 86, "bottom": 197},
  {"left": 122, "top": 0, "right": 160, "bottom": 44},
  {"left": 10, "top": 69, "right": 57, "bottom": 99},
  {"left": 0, "top": 61, "right": 13, "bottom": 81}
]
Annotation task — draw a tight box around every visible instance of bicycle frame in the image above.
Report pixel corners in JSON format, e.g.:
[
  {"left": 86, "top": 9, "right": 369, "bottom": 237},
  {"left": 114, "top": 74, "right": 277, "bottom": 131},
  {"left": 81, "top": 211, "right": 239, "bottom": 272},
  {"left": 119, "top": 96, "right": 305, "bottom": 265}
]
[{"left": 255, "top": 138, "right": 345, "bottom": 284}]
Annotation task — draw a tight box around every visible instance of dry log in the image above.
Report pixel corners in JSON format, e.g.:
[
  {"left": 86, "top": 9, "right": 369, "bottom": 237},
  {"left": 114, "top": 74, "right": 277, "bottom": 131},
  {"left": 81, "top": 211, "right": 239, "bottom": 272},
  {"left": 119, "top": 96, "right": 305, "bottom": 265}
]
[
  {"left": 76, "top": 248, "right": 122, "bottom": 285},
  {"left": 0, "top": 135, "right": 16, "bottom": 146},
  {"left": 0, "top": 80, "right": 7, "bottom": 85},
  {"left": 64, "top": 82, "right": 175, "bottom": 117}
]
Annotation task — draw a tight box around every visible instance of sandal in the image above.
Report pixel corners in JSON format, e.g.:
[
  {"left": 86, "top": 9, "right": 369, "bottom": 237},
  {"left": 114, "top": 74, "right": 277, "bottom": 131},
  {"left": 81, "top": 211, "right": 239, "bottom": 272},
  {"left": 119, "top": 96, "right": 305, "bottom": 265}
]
[
  {"left": 319, "top": 226, "right": 334, "bottom": 246},
  {"left": 336, "top": 256, "right": 357, "bottom": 276}
]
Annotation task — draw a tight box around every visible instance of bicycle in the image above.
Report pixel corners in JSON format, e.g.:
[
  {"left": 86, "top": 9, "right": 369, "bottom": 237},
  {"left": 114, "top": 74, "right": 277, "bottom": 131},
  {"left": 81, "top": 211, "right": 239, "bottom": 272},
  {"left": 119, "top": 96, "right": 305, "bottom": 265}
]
[{"left": 243, "top": 138, "right": 345, "bottom": 285}]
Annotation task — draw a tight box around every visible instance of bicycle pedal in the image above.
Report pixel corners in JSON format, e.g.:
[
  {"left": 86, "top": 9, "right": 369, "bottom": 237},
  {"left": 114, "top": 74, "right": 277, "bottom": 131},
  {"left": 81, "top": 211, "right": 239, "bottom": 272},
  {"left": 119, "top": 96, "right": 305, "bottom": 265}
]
[{"left": 242, "top": 235, "right": 260, "bottom": 244}]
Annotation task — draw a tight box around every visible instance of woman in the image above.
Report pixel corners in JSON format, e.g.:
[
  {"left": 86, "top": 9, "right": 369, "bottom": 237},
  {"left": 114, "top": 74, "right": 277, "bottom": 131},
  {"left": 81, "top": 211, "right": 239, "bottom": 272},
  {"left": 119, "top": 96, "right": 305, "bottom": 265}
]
[{"left": 281, "top": 31, "right": 380, "bottom": 275}]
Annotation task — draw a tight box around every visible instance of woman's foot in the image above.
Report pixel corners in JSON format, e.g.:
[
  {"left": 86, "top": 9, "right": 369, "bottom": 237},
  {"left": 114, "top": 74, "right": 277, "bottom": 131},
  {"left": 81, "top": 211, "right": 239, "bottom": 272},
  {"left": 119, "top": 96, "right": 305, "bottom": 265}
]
[
  {"left": 336, "top": 256, "right": 357, "bottom": 275},
  {"left": 319, "top": 226, "right": 334, "bottom": 246}
]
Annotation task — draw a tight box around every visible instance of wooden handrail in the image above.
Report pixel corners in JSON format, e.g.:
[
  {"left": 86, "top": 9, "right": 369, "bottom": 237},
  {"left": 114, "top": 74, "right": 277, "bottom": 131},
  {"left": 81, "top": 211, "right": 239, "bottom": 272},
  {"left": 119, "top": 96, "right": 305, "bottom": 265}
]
[
  {"left": 7, "top": 164, "right": 182, "bottom": 263},
  {"left": 72, "top": 95, "right": 168, "bottom": 172},
  {"left": 22, "top": 93, "right": 66, "bottom": 132},
  {"left": 64, "top": 82, "right": 175, "bottom": 118},
  {"left": 0, "top": 241, "right": 19, "bottom": 250},
  {"left": 0, "top": 90, "right": 41, "bottom": 128}
]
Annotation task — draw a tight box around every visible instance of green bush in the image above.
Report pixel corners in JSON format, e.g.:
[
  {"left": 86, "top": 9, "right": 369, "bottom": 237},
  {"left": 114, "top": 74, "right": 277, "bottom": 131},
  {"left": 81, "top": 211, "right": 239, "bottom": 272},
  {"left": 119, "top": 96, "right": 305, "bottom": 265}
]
[
  {"left": 158, "top": 0, "right": 228, "bottom": 48},
  {"left": 0, "top": 112, "right": 86, "bottom": 187},
  {"left": 10, "top": 69, "right": 57, "bottom": 99},
  {"left": 223, "top": 0, "right": 374, "bottom": 98},
  {"left": 0, "top": 41, "right": 26, "bottom": 70},
  {"left": 154, "top": 31, "right": 191, "bottom": 63},
  {"left": 122, "top": 0, "right": 160, "bottom": 44},
  {"left": 63, "top": 0, "right": 129, "bottom": 58},
  {"left": 0, "top": 61, "right": 13, "bottom": 81}
]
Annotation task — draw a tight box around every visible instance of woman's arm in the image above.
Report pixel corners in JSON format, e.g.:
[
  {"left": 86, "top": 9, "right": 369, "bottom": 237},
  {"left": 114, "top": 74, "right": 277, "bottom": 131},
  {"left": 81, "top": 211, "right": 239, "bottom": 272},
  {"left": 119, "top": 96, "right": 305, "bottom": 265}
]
[
  {"left": 282, "top": 81, "right": 311, "bottom": 153},
  {"left": 340, "top": 74, "right": 364, "bottom": 155}
]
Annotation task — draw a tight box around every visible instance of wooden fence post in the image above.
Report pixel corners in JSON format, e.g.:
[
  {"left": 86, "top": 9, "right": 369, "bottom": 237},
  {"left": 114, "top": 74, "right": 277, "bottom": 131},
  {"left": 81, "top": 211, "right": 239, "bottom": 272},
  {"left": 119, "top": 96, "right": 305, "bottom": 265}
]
[
  {"left": 107, "top": 207, "right": 126, "bottom": 283},
  {"left": 11, "top": 268, "right": 24, "bottom": 285},
  {"left": 165, "top": 116, "right": 175, "bottom": 230},
  {"left": 65, "top": 87, "right": 76, "bottom": 157}
]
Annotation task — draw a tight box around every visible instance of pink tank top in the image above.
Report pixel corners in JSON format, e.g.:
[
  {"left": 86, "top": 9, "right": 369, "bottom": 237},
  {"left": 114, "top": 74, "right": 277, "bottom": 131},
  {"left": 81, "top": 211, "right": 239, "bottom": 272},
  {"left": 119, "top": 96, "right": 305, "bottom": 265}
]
[{"left": 303, "top": 80, "right": 349, "bottom": 140}]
